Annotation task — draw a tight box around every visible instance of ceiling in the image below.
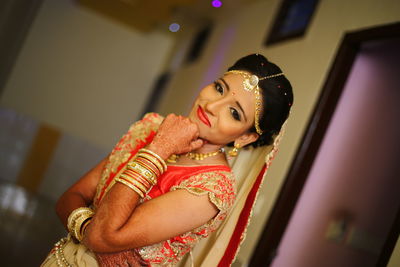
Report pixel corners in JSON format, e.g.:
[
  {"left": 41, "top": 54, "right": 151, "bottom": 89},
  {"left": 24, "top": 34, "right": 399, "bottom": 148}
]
[{"left": 77, "top": 0, "right": 259, "bottom": 33}]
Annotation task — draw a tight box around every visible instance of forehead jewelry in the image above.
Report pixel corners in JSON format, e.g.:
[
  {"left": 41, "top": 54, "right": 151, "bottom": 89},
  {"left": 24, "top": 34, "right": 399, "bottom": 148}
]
[{"left": 225, "top": 70, "right": 284, "bottom": 135}]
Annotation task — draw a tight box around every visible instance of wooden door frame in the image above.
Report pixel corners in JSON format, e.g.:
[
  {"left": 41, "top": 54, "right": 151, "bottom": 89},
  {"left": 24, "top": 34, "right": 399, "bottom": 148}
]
[{"left": 250, "top": 22, "right": 400, "bottom": 266}]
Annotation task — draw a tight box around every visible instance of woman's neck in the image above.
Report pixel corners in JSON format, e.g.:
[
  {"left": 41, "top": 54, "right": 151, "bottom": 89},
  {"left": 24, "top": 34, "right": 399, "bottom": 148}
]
[{"left": 193, "top": 142, "right": 224, "bottom": 154}]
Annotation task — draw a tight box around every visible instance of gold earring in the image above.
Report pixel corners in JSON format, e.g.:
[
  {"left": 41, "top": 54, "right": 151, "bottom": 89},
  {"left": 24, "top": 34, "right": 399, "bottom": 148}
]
[{"left": 228, "top": 143, "right": 241, "bottom": 157}]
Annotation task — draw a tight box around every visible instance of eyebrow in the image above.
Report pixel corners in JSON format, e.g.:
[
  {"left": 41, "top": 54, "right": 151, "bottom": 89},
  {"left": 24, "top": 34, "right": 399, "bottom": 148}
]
[
  {"left": 220, "top": 78, "right": 231, "bottom": 91},
  {"left": 220, "top": 78, "right": 248, "bottom": 122}
]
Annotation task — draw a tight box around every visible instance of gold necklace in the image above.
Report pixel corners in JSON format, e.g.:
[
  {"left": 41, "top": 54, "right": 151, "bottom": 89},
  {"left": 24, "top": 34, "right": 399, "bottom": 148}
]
[{"left": 167, "top": 149, "right": 223, "bottom": 163}]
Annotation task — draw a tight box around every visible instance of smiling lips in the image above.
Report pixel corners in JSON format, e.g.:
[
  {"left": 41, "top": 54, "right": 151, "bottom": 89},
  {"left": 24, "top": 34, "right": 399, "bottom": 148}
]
[{"left": 197, "top": 106, "right": 211, "bottom": 127}]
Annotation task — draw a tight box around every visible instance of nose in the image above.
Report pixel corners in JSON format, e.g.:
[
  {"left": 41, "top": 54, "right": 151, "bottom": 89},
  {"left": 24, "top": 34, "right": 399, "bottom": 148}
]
[{"left": 204, "top": 95, "right": 228, "bottom": 116}]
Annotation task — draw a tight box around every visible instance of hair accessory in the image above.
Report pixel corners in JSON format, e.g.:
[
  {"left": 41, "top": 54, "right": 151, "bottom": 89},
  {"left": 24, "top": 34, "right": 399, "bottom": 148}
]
[
  {"left": 225, "top": 70, "right": 284, "bottom": 135},
  {"left": 228, "top": 143, "right": 241, "bottom": 157}
]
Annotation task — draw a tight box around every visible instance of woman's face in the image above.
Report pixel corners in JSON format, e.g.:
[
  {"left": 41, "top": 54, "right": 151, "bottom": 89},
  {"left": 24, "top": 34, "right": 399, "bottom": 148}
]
[{"left": 188, "top": 72, "right": 259, "bottom": 146}]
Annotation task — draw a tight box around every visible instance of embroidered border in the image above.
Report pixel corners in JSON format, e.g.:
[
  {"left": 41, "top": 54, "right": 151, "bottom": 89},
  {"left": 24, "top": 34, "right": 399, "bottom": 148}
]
[
  {"left": 138, "top": 170, "right": 236, "bottom": 265},
  {"left": 94, "top": 113, "right": 163, "bottom": 206}
]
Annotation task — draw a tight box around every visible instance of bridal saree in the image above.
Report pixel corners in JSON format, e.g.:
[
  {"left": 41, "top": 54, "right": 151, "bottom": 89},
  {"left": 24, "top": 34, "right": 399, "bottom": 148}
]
[{"left": 42, "top": 112, "right": 282, "bottom": 266}]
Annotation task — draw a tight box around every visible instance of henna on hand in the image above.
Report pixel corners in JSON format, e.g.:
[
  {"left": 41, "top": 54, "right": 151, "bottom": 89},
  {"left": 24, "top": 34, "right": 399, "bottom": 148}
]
[{"left": 147, "top": 114, "right": 204, "bottom": 159}]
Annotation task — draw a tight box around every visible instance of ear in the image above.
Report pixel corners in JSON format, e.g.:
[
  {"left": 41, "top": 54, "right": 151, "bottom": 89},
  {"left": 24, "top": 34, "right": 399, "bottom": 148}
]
[{"left": 234, "top": 132, "right": 259, "bottom": 147}]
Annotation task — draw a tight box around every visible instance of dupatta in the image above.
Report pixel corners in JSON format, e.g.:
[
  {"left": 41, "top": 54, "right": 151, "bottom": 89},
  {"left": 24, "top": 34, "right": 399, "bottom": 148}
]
[{"left": 179, "top": 122, "right": 286, "bottom": 267}]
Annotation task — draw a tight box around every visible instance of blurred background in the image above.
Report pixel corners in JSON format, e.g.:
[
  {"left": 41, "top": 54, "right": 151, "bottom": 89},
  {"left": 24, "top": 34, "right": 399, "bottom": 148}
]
[{"left": 0, "top": 0, "right": 399, "bottom": 266}]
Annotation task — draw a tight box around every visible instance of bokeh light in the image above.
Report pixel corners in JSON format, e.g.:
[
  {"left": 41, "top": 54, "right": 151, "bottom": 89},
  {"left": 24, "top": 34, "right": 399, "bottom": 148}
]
[
  {"left": 169, "top": 23, "right": 180, "bottom": 32},
  {"left": 212, "top": 0, "right": 222, "bottom": 8}
]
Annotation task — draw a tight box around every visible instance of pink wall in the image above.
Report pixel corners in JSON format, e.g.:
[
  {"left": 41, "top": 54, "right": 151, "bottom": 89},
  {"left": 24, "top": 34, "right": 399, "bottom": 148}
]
[{"left": 272, "top": 38, "right": 400, "bottom": 267}]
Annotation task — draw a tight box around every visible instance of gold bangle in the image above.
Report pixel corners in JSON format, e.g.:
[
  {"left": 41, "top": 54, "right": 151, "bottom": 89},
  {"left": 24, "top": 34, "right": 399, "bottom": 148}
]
[
  {"left": 67, "top": 207, "right": 94, "bottom": 242},
  {"left": 127, "top": 161, "right": 157, "bottom": 185},
  {"left": 130, "top": 177, "right": 150, "bottom": 194},
  {"left": 139, "top": 148, "right": 167, "bottom": 172},
  {"left": 73, "top": 213, "right": 93, "bottom": 242},
  {"left": 123, "top": 169, "right": 151, "bottom": 188},
  {"left": 136, "top": 157, "right": 161, "bottom": 177},
  {"left": 127, "top": 161, "right": 154, "bottom": 179},
  {"left": 80, "top": 218, "right": 92, "bottom": 238},
  {"left": 116, "top": 177, "right": 145, "bottom": 198},
  {"left": 124, "top": 169, "right": 152, "bottom": 188},
  {"left": 133, "top": 173, "right": 152, "bottom": 188},
  {"left": 67, "top": 207, "right": 94, "bottom": 234},
  {"left": 123, "top": 169, "right": 146, "bottom": 182},
  {"left": 137, "top": 153, "right": 164, "bottom": 176},
  {"left": 120, "top": 174, "right": 149, "bottom": 193}
]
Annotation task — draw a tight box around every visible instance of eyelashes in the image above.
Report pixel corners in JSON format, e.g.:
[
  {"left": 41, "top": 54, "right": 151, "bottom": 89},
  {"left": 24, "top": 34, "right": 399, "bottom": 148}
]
[
  {"left": 213, "top": 81, "right": 241, "bottom": 121},
  {"left": 214, "top": 81, "right": 224, "bottom": 94},
  {"left": 230, "top": 107, "right": 241, "bottom": 121}
]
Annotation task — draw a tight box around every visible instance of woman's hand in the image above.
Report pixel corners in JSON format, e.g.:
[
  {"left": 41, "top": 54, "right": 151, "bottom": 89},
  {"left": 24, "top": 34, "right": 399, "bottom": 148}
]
[{"left": 147, "top": 114, "right": 204, "bottom": 159}]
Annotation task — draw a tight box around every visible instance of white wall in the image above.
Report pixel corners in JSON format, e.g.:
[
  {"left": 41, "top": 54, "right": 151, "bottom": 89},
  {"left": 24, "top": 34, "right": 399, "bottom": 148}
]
[{"left": 0, "top": 0, "right": 174, "bottom": 150}]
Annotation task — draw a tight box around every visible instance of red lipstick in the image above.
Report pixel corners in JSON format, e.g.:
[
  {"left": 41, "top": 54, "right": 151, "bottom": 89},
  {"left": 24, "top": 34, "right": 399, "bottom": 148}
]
[{"left": 197, "top": 106, "right": 211, "bottom": 127}]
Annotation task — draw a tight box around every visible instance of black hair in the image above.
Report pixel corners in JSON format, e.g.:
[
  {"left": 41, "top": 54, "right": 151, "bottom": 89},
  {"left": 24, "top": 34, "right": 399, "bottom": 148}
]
[{"left": 228, "top": 54, "right": 293, "bottom": 147}]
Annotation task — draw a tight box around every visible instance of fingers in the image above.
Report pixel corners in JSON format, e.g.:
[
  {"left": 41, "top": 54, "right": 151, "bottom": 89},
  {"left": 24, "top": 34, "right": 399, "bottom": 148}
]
[
  {"left": 151, "top": 113, "right": 202, "bottom": 155},
  {"left": 166, "top": 114, "right": 199, "bottom": 138},
  {"left": 190, "top": 139, "right": 204, "bottom": 151},
  {"left": 187, "top": 122, "right": 199, "bottom": 138}
]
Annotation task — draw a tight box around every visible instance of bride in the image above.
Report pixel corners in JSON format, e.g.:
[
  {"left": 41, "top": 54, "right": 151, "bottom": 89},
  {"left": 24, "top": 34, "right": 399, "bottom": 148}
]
[{"left": 41, "top": 53, "right": 293, "bottom": 267}]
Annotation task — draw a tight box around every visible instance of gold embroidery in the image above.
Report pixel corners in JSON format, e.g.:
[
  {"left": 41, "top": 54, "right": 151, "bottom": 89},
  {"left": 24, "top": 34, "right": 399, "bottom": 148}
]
[
  {"left": 138, "top": 170, "right": 236, "bottom": 266},
  {"left": 94, "top": 113, "right": 163, "bottom": 205},
  {"left": 171, "top": 170, "right": 235, "bottom": 212},
  {"left": 91, "top": 112, "right": 236, "bottom": 265}
]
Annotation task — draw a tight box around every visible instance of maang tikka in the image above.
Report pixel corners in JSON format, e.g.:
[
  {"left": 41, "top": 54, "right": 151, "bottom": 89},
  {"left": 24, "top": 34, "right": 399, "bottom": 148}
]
[{"left": 225, "top": 70, "right": 284, "bottom": 135}]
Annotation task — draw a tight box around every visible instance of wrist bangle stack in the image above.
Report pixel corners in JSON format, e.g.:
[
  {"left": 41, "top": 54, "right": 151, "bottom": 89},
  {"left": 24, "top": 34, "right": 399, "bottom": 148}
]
[
  {"left": 139, "top": 148, "right": 167, "bottom": 172},
  {"left": 67, "top": 207, "right": 94, "bottom": 242},
  {"left": 115, "top": 148, "right": 167, "bottom": 197}
]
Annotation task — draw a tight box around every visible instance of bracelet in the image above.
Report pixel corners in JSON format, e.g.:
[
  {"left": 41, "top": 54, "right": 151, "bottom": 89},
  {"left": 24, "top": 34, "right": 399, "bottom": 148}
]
[
  {"left": 116, "top": 177, "right": 145, "bottom": 198},
  {"left": 129, "top": 171, "right": 152, "bottom": 188},
  {"left": 135, "top": 157, "right": 161, "bottom": 177},
  {"left": 67, "top": 207, "right": 94, "bottom": 242},
  {"left": 80, "top": 218, "right": 92, "bottom": 238},
  {"left": 127, "top": 161, "right": 155, "bottom": 182},
  {"left": 73, "top": 214, "right": 92, "bottom": 242},
  {"left": 137, "top": 153, "right": 164, "bottom": 177},
  {"left": 139, "top": 148, "right": 167, "bottom": 172},
  {"left": 123, "top": 169, "right": 152, "bottom": 188},
  {"left": 114, "top": 148, "right": 167, "bottom": 198},
  {"left": 67, "top": 207, "right": 92, "bottom": 233},
  {"left": 67, "top": 207, "right": 90, "bottom": 232},
  {"left": 127, "top": 161, "right": 157, "bottom": 185},
  {"left": 120, "top": 173, "right": 149, "bottom": 193}
]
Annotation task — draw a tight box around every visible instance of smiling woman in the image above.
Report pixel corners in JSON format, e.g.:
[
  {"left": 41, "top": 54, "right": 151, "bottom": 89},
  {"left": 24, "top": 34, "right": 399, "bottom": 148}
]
[{"left": 41, "top": 54, "right": 293, "bottom": 267}]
